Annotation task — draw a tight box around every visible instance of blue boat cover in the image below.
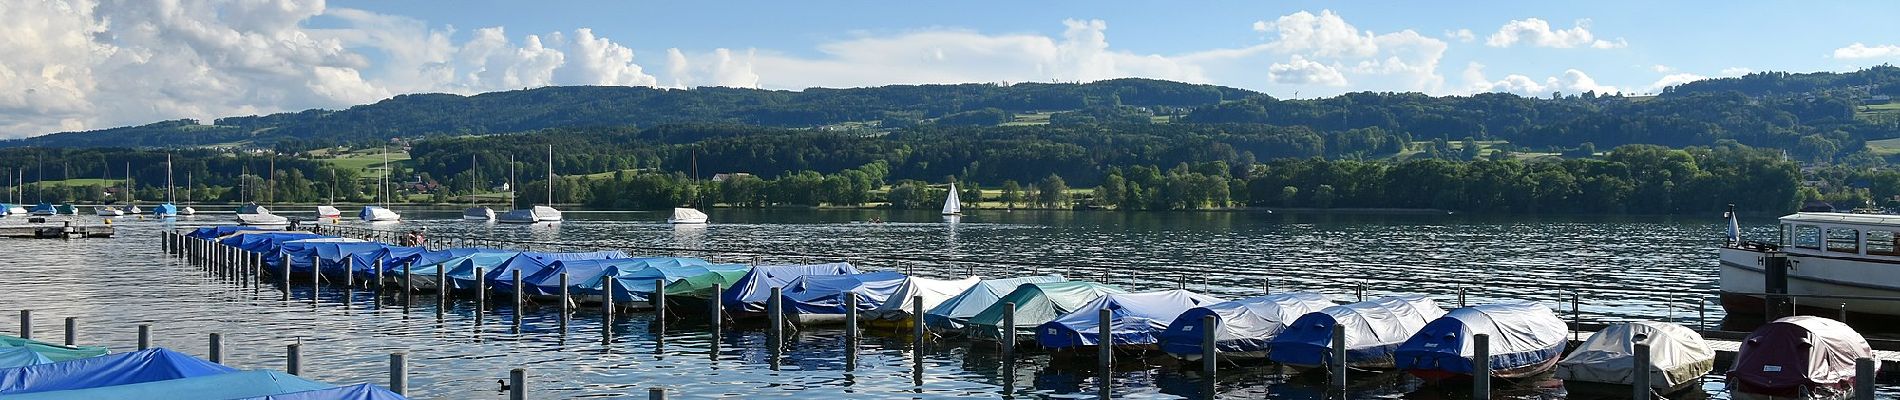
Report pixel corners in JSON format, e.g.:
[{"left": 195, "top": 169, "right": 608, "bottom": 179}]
[
  {"left": 274, "top": 239, "right": 369, "bottom": 273},
  {"left": 1035, "top": 289, "right": 1225, "bottom": 349},
  {"left": 0, "top": 348, "right": 53, "bottom": 369},
  {"left": 488, "top": 251, "right": 630, "bottom": 293},
  {"left": 1394, "top": 303, "right": 1569, "bottom": 376},
  {"left": 187, "top": 226, "right": 251, "bottom": 239},
  {"left": 923, "top": 275, "right": 1067, "bottom": 331},
  {"left": 1159, "top": 293, "right": 1335, "bottom": 358},
  {"left": 522, "top": 258, "right": 638, "bottom": 297},
  {"left": 722, "top": 263, "right": 860, "bottom": 313},
  {"left": 152, "top": 203, "right": 179, "bottom": 216},
  {"left": 220, "top": 232, "right": 327, "bottom": 254},
  {"left": 437, "top": 253, "right": 526, "bottom": 290},
  {"left": 233, "top": 383, "right": 408, "bottom": 400},
  {"left": 781, "top": 271, "right": 909, "bottom": 315},
  {"left": 28, "top": 203, "right": 55, "bottom": 214},
  {"left": 282, "top": 241, "right": 390, "bottom": 277},
  {"left": 0, "top": 348, "right": 236, "bottom": 395},
  {"left": 5, "top": 370, "right": 331, "bottom": 400},
  {"left": 1268, "top": 295, "right": 1447, "bottom": 368}
]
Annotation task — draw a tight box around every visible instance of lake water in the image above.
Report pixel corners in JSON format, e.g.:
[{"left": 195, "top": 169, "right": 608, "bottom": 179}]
[{"left": 0, "top": 208, "right": 1886, "bottom": 399}]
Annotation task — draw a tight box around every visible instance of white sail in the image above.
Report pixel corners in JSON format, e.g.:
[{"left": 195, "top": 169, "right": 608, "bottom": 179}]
[
  {"left": 668, "top": 207, "right": 708, "bottom": 224},
  {"left": 941, "top": 182, "right": 962, "bottom": 215}
]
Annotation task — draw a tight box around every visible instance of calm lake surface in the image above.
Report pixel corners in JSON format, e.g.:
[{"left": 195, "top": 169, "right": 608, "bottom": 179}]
[{"left": 1, "top": 208, "right": 1887, "bottom": 399}]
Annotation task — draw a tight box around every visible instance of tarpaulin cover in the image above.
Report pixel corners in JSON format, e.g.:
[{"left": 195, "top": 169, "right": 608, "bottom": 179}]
[
  {"left": 923, "top": 275, "right": 1067, "bottom": 331},
  {"left": 0, "top": 335, "right": 108, "bottom": 363},
  {"left": 1726, "top": 315, "right": 1876, "bottom": 396},
  {"left": 271, "top": 238, "right": 366, "bottom": 271},
  {"left": 1394, "top": 303, "right": 1568, "bottom": 377},
  {"left": 1267, "top": 295, "right": 1446, "bottom": 368},
  {"left": 1158, "top": 292, "right": 1335, "bottom": 358},
  {"left": 358, "top": 206, "right": 398, "bottom": 221},
  {"left": 722, "top": 263, "right": 860, "bottom": 312},
  {"left": 434, "top": 253, "right": 524, "bottom": 290},
  {"left": 221, "top": 232, "right": 327, "bottom": 254},
  {"left": 5, "top": 370, "right": 330, "bottom": 400},
  {"left": 601, "top": 260, "right": 743, "bottom": 302},
  {"left": 151, "top": 203, "right": 178, "bottom": 216},
  {"left": 662, "top": 269, "right": 753, "bottom": 298},
  {"left": 0, "top": 348, "right": 237, "bottom": 395},
  {"left": 488, "top": 251, "right": 630, "bottom": 294},
  {"left": 233, "top": 383, "right": 408, "bottom": 400},
  {"left": 965, "top": 281, "right": 1126, "bottom": 341},
  {"left": 1557, "top": 321, "right": 1714, "bottom": 389},
  {"left": 0, "top": 348, "right": 53, "bottom": 369},
  {"left": 521, "top": 258, "right": 641, "bottom": 297},
  {"left": 1035, "top": 289, "right": 1225, "bottom": 348},
  {"left": 279, "top": 241, "right": 387, "bottom": 276},
  {"left": 187, "top": 226, "right": 252, "bottom": 239},
  {"left": 865, "top": 276, "right": 983, "bottom": 321},
  {"left": 780, "top": 271, "right": 911, "bottom": 315},
  {"left": 386, "top": 248, "right": 510, "bottom": 281}
]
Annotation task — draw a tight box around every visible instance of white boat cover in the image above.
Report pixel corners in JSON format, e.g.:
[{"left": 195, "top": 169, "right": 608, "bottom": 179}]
[
  {"left": 1268, "top": 295, "right": 1447, "bottom": 368},
  {"left": 1158, "top": 292, "right": 1335, "bottom": 358},
  {"left": 1557, "top": 321, "right": 1714, "bottom": 389},
  {"left": 1035, "top": 289, "right": 1226, "bottom": 348},
  {"left": 237, "top": 212, "right": 289, "bottom": 226},
  {"left": 670, "top": 207, "right": 708, "bottom": 223},
  {"left": 923, "top": 275, "right": 1067, "bottom": 331},
  {"left": 358, "top": 206, "right": 399, "bottom": 222},
  {"left": 1393, "top": 302, "right": 1569, "bottom": 377},
  {"left": 316, "top": 206, "right": 340, "bottom": 218},
  {"left": 865, "top": 276, "right": 983, "bottom": 320},
  {"left": 532, "top": 205, "right": 562, "bottom": 221}
]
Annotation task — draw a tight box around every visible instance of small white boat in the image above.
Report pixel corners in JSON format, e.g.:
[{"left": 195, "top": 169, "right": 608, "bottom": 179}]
[
  {"left": 238, "top": 212, "right": 290, "bottom": 226},
  {"left": 496, "top": 208, "right": 535, "bottom": 224},
  {"left": 359, "top": 206, "right": 400, "bottom": 222},
  {"left": 1557, "top": 321, "right": 1714, "bottom": 395},
  {"left": 533, "top": 205, "right": 562, "bottom": 222},
  {"left": 316, "top": 205, "right": 341, "bottom": 219},
  {"left": 463, "top": 206, "right": 495, "bottom": 221},
  {"left": 668, "top": 207, "right": 708, "bottom": 224},
  {"left": 942, "top": 182, "right": 962, "bottom": 216},
  {"left": 179, "top": 206, "right": 196, "bottom": 216},
  {"left": 123, "top": 204, "right": 142, "bottom": 214},
  {"left": 93, "top": 206, "right": 123, "bottom": 217},
  {"left": 1, "top": 205, "right": 20, "bottom": 216}
]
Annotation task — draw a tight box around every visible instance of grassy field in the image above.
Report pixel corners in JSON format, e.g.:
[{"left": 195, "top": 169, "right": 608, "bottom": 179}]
[
  {"left": 1866, "top": 137, "right": 1900, "bottom": 156},
  {"left": 1000, "top": 112, "right": 1054, "bottom": 126},
  {"left": 1857, "top": 102, "right": 1900, "bottom": 121},
  {"left": 320, "top": 149, "right": 410, "bottom": 177},
  {"left": 29, "top": 178, "right": 123, "bottom": 187}
]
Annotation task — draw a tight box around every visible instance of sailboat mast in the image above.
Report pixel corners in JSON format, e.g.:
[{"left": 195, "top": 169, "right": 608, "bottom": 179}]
[
  {"left": 509, "top": 154, "right": 516, "bottom": 209},
  {"left": 546, "top": 144, "right": 553, "bottom": 206},
  {"left": 165, "top": 154, "right": 174, "bottom": 203},
  {"left": 471, "top": 154, "right": 478, "bottom": 207}
]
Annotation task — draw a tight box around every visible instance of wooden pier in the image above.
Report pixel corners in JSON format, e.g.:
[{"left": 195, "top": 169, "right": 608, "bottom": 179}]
[{"left": 0, "top": 220, "right": 115, "bottom": 238}]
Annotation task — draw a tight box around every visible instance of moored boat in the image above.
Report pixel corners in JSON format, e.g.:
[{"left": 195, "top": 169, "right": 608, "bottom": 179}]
[
  {"left": 1557, "top": 321, "right": 1715, "bottom": 395},
  {"left": 1726, "top": 316, "right": 1874, "bottom": 398},
  {"left": 668, "top": 207, "right": 708, "bottom": 224},
  {"left": 964, "top": 281, "right": 1127, "bottom": 342},
  {"left": 1159, "top": 292, "right": 1334, "bottom": 361},
  {"left": 358, "top": 206, "right": 399, "bottom": 222},
  {"left": 1719, "top": 211, "right": 1900, "bottom": 317},
  {"left": 315, "top": 205, "right": 340, "bottom": 219},
  {"left": 1393, "top": 303, "right": 1569, "bottom": 379},
  {"left": 463, "top": 206, "right": 494, "bottom": 221},
  {"left": 496, "top": 208, "right": 538, "bottom": 224},
  {"left": 93, "top": 206, "right": 123, "bottom": 217},
  {"left": 1268, "top": 295, "right": 1447, "bottom": 369},
  {"left": 27, "top": 203, "right": 55, "bottom": 216},
  {"left": 1034, "top": 289, "right": 1225, "bottom": 350}
]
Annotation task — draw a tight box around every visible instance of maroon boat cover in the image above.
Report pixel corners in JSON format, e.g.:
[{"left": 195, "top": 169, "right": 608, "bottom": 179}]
[{"left": 1726, "top": 316, "right": 1874, "bottom": 395}]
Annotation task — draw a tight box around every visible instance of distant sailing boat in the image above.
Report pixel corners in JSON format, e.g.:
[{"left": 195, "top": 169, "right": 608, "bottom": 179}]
[
  {"left": 154, "top": 154, "right": 179, "bottom": 217},
  {"left": 94, "top": 160, "right": 122, "bottom": 217},
  {"left": 463, "top": 154, "right": 493, "bottom": 221},
  {"left": 120, "top": 163, "right": 141, "bottom": 214},
  {"left": 670, "top": 152, "right": 708, "bottom": 224},
  {"left": 500, "top": 146, "right": 561, "bottom": 223},
  {"left": 180, "top": 171, "right": 196, "bottom": 216},
  {"left": 359, "top": 146, "right": 400, "bottom": 222},
  {"left": 941, "top": 182, "right": 963, "bottom": 216}
]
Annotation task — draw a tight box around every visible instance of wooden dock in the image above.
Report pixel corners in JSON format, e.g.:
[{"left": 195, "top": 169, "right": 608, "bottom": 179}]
[{"left": 0, "top": 220, "right": 115, "bottom": 238}]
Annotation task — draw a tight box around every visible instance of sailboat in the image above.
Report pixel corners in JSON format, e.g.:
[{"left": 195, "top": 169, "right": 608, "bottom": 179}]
[
  {"left": 501, "top": 147, "right": 562, "bottom": 223},
  {"left": 95, "top": 161, "right": 123, "bottom": 217},
  {"left": 463, "top": 154, "right": 493, "bottom": 221},
  {"left": 28, "top": 203, "right": 55, "bottom": 216},
  {"left": 668, "top": 207, "right": 709, "bottom": 224},
  {"left": 236, "top": 203, "right": 288, "bottom": 226},
  {"left": 118, "top": 163, "right": 141, "bottom": 214},
  {"left": 359, "top": 146, "right": 401, "bottom": 222},
  {"left": 28, "top": 154, "right": 53, "bottom": 216},
  {"left": 316, "top": 205, "right": 341, "bottom": 219},
  {"left": 154, "top": 154, "right": 179, "bottom": 218},
  {"left": 179, "top": 172, "right": 196, "bottom": 216},
  {"left": 942, "top": 182, "right": 963, "bottom": 216}
]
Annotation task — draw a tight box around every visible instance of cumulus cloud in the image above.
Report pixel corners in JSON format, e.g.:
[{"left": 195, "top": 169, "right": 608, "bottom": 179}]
[
  {"left": 1651, "top": 64, "right": 1673, "bottom": 73},
  {"left": 1249, "top": 10, "right": 1448, "bottom": 91},
  {"left": 1486, "top": 18, "right": 1626, "bottom": 49},
  {"left": 1719, "top": 67, "right": 1754, "bottom": 77},
  {"left": 1461, "top": 62, "right": 1618, "bottom": 96},
  {"left": 1647, "top": 72, "right": 1707, "bottom": 92},
  {"left": 1833, "top": 43, "right": 1900, "bottom": 59},
  {"left": 1268, "top": 55, "right": 1347, "bottom": 86},
  {"left": 1444, "top": 29, "right": 1475, "bottom": 43}
]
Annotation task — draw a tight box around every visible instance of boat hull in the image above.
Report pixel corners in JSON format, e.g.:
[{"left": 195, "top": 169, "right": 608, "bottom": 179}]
[{"left": 1718, "top": 247, "right": 1900, "bottom": 316}]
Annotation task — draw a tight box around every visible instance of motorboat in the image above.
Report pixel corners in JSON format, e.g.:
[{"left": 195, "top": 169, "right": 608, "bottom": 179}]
[
  {"left": 358, "top": 206, "right": 399, "bottom": 222},
  {"left": 668, "top": 207, "right": 708, "bottom": 224},
  {"left": 93, "top": 206, "right": 124, "bottom": 217},
  {"left": 27, "top": 203, "right": 55, "bottom": 216},
  {"left": 1558, "top": 321, "right": 1715, "bottom": 395},
  {"left": 1721, "top": 211, "right": 1900, "bottom": 316},
  {"left": 1159, "top": 292, "right": 1335, "bottom": 360},
  {"left": 1268, "top": 295, "right": 1447, "bottom": 369},
  {"left": 315, "top": 205, "right": 341, "bottom": 219},
  {"left": 463, "top": 206, "right": 494, "bottom": 221}
]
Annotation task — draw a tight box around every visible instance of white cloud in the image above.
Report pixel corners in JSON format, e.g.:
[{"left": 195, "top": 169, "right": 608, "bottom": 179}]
[
  {"left": 1486, "top": 18, "right": 1626, "bottom": 49},
  {"left": 1647, "top": 72, "right": 1708, "bottom": 92},
  {"left": 1719, "top": 67, "right": 1754, "bottom": 77},
  {"left": 1444, "top": 29, "right": 1475, "bottom": 43},
  {"left": 1832, "top": 43, "right": 1900, "bottom": 59},
  {"left": 1651, "top": 64, "right": 1673, "bottom": 73},
  {"left": 1249, "top": 10, "right": 1447, "bottom": 91},
  {"left": 1461, "top": 62, "right": 1618, "bottom": 96},
  {"left": 1268, "top": 55, "right": 1347, "bottom": 86}
]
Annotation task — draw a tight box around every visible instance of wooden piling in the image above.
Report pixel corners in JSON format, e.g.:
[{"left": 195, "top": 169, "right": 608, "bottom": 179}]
[
  {"left": 374, "top": 259, "right": 385, "bottom": 291},
  {"left": 768, "top": 287, "right": 783, "bottom": 350},
  {"left": 845, "top": 294, "right": 857, "bottom": 371},
  {"left": 63, "top": 317, "right": 75, "bottom": 346},
  {"left": 1097, "top": 307, "right": 1112, "bottom": 400},
  {"left": 648, "top": 387, "right": 666, "bottom": 400},
  {"left": 286, "top": 343, "right": 301, "bottom": 375},
  {"left": 653, "top": 279, "right": 666, "bottom": 320},
  {"left": 911, "top": 295, "right": 925, "bottom": 350},
  {"left": 1471, "top": 333, "right": 1490, "bottom": 399},
  {"left": 513, "top": 269, "right": 524, "bottom": 328},
  {"left": 389, "top": 352, "right": 408, "bottom": 396},
  {"left": 344, "top": 258, "right": 354, "bottom": 289},
  {"left": 1200, "top": 314, "right": 1217, "bottom": 375},
  {"left": 1001, "top": 302, "right": 1015, "bottom": 358},
  {"left": 137, "top": 324, "right": 150, "bottom": 350},
  {"left": 19, "top": 310, "right": 29, "bottom": 340},
  {"left": 558, "top": 272, "right": 570, "bottom": 332},
  {"left": 281, "top": 254, "right": 291, "bottom": 301},
  {"left": 1856, "top": 357, "right": 1876, "bottom": 400},
  {"left": 474, "top": 266, "right": 486, "bottom": 326},
  {"left": 1632, "top": 341, "right": 1651, "bottom": 400},
  {"left": 208, "top": 333, "right": 223, "bottom": 364},
  {"left": 1330, "top": 323, "right": 1346, "bottom": 391},
  {"left": 509, "top": 368, "right": 526, "bottom": 400},
  {"left": 709, "top": 283, "right": 723, "bottom": 332}
]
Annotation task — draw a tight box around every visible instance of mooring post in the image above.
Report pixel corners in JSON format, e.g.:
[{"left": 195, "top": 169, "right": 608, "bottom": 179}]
[
  {"left": 402, "top": 260, "right": 413, "bottom": 311},
  {"left": 389, "top": 352, "right": 408, "bottom": 396},
  {"left": 63, "top": 317, "right": 75, "bottom": 346},
  {"left": 18, "top": 310, "right": 29, "bottom": 340},
  {"left": 1001, "top": 302, "right": 1016, "bottom": 358},
  {"left": 374, "top": 259, "right": 385, "bottom": 292},
  {"left": 436, "top": 264, "right": 448, "bottom": 319},
  {"left": 1839, "top": 303, "right": 1847, "bottom": 323},
  {"left": 768, "top": 287, "right": 783, "bottom": 350},
  {"left": 208, "top": 333, "right": 223, "bottom": 364},
  {"left": 1355, "top": 282, "right": 1364, "bottom": 301},
  {"left": 311, "top": 255, "right": 320, "bottom": 304},
  {"left": 653, "top": 279, "right": 667, "bottom": 320},
  {"left": 602, "top": 278, "right": 616, "bottom": 342},
  {"left": 558, "top": 272, "right": 570, "bottom": 332},
  {"left": 1458, "top": 287, "right": 1466, "bottom": 307},
  {"left": 1764, "top": 252, "right": 1790, "bottom": 319},
  {"left": 1856, "top": 357, "right": 1876, "bottom": 400},
  {"left": 474, "top": 266, "right": 485, "bottom": 326},
  {"left": 281, "top": 254, "right": 291, "bottom": 301},
  {"left": 1472, "top": 333, "right": 1490, "bottom": 400},
  {"left": 1201, "top": 314, "right": 1217, "bottom": 375},
  {"left": 1632, "top": 340, "right": 1652, "bottom": 400},
  {"left": 1570, "top": 291, "right": 1581, "bottom": 341},
  {"left": 344, "top": 258, "right": 354, "bottom": 289},
  {"left": 1262, "top": 278, "right": 1271, "bottom": 295},
  {"left": 648, "top": 387, "right": 666, "bottom": 400},
  {"left": 1331, "top": 323, "right": 1346, "bottom": 391},
  {"left": 287, "top": 343, "right": 302, "bottom": 375},
  {"left": 710, "top": 283, "right": 723, "bottom": 332},
  {"left": 513, "top": 269, "right": 524, "bottom": 328},
  {"left": 1097, "top": 307, "right": 1112, "bottom": 399},
  {"left": 509, "top": 368, "right": 526, "bottom": 400},
  {"left": 912, "top": 295, "right": 926, "bottom": 349},
  {"left": 137, "top": 324, "right": 150, "bottom": 350},
  {"left": 1698, "top": 298, "right": 1707, "bottom": 331}
]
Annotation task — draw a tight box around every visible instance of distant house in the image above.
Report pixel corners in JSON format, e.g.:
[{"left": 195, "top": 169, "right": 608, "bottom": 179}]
[
  {"left": 1866, "top": 95, "right": 1893, "bottom": 104},
  {"left": 712, "top": 173, "right": 753, "bottom": 182}
]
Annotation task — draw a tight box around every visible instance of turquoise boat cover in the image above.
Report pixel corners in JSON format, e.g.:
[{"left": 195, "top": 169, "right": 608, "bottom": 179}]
[
  {"left": 4, "top": 370, "right": 331, "bottom": 400},
  {"left": 965, "top": 281, "right": 1126, "bottom": 341},
  {"left": 522, "top": 258, "right": 639, "bottom": 297},
  {"left": 488, "top": 251, "right": 629, "bottom": 293},
  {"left": 599, "top": 259, "right": 744, "bottom": 302},
  {"left": 722, "top": 263, "right": 859, "bottom": 313},
  {"left": 0, "top": 335, "right": 108, "bottom": 363},
  {"left": 233, "top": 383, "right": 408, "bottom": 400},
  {"left": 0, "top": 348, "right": 236, "bottom": 395},
  {"left": 0, "top": 348, "right": 53, "bottom": 368},
  {"left": 781, "top": 271, "right": 909, "bottom": 315},
  {"left": 152, "top": 203, "right": 179, "bottom": 216},
  {"left": 1035, "top": 289, "right": 1225, "bottom": 349},
  {"left": 1158, "top": 292, "right": 1335, "bottom": 358},
  {"left": 923, "top": 275, "right": 1067, "bottom": 331}
]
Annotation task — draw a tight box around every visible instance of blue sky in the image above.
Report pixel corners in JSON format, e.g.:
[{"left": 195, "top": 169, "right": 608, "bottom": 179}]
[{"left": 4, "top": 1, "right": 1899, "bottom": 136}]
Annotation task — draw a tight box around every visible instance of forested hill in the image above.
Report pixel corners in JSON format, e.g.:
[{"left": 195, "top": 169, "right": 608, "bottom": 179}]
[{"left": 2, "top": 79, "right": 1255, "bottom": 149}]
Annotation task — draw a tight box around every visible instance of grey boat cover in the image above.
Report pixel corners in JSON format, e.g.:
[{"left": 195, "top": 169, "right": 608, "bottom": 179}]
[
  {"left": 864, "top": 275, "right": 983, "bottom": 321},
  {"left": 923, "top": 275, "right": 1066, "bottom": 331},
  {"left": 1557, "top": 321, "right": 1714, "bottom": 389},
  {"left": 1035, "top": 289, "right": 1226, "bottom": 348},
  {"left": 1268, "top": 295, "right": 1447, "bottom": 368},
  {"left": 1158, "top": 292, "right": 1335, "bottom": 358}
]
